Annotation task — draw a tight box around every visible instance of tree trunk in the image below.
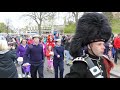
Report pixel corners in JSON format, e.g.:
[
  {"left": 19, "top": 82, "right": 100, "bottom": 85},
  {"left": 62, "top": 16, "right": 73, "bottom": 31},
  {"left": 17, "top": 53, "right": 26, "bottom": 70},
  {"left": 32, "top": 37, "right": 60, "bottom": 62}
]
[
  {"left": 75, "top": 12, "right": 79, "bottom": 24},
  {"left": 72, "top": 12, "right": 79, "bottom": 24},
  {"left": 38, "top": 24, "right": 41, "bottom": 35},
  {"left": 7, "top": 26, "right": 9, "bottom": 34}
]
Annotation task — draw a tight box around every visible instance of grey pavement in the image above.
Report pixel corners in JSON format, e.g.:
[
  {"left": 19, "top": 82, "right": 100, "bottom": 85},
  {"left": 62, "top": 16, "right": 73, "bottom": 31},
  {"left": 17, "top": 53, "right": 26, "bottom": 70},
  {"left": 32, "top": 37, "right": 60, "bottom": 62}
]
[
  {"left": 16, "top": 58, "right": 71, "bottom": 78},
  {"left": 16, "top": 58, "right": 120, "bottom": 78},
  {"left": 110, "top": 59, "right": 120, "bottom": 78}
]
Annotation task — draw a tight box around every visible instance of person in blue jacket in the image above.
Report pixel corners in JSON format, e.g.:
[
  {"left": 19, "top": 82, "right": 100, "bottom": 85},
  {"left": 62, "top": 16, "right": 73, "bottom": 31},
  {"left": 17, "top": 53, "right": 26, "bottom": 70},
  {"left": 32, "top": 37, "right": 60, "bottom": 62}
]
[{"left": 53, "top": 39, "right": 64, "bottom": 78}]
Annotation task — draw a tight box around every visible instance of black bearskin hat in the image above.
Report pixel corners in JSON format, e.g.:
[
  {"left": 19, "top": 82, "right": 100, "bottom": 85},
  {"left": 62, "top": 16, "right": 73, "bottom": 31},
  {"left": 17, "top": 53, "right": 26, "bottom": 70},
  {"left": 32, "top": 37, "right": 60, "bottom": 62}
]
[{"left": 70, "top": 13, "right": 112, "bottom": 58}]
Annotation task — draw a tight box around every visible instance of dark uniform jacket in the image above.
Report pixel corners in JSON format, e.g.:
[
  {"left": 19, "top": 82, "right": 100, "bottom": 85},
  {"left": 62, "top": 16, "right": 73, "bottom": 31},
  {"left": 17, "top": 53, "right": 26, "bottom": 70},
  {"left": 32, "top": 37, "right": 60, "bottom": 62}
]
[
  {"left": 65, "top": 53, "right": 114, "bottom": 78},
  {"left": 53, "top": 45, "right": 64, "bottom": 61},
  {"left": 0, "top": 50, "right": 18, "bottom": 78}
]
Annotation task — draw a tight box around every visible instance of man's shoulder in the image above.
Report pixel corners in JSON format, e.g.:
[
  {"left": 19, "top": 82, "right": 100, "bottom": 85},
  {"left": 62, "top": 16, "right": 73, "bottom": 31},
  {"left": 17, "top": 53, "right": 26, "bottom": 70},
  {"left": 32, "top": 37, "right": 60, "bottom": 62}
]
[
  {"left": 71, "top": 57, "right": 88, "bottom": 71},
  {"left": 55, "top": 46, "right": 64, "bottom": 49},
  {"left": 5, "top": 50, "right": 16, "bottom": 57},
  {"left": 102, "top": 55, "right": 114, "bottom": 68},
  {"left": 40, "top": 44, "right": 44, "bottom": 49},
  {"left": 102, "top": 55, "right": 113, "bottom": 62},
  {"left": 60, "top": 46, "right": 64, "bottom": 49},
  {"left": 28, "top": 44, "right": 33, "bottom": 49},
  {"left": 72, "top": 57, "right": 87, "bottom": 64}
]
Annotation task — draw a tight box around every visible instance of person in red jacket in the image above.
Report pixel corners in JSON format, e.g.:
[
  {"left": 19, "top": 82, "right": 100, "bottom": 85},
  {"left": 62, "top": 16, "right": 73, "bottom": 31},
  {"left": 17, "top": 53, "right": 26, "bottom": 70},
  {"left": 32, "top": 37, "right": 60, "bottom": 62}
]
[
  {"left": 113, "top": 33, "right": 120, "bottom": 64},
  {"left": 46, "top": 45, "right": 54, "bottom": 73},
  {"left": 27, "top": 36, "right": 34, "bottom": 45},
  {"left": 46, "top": 34, "right": 55, "bottom": 48}
]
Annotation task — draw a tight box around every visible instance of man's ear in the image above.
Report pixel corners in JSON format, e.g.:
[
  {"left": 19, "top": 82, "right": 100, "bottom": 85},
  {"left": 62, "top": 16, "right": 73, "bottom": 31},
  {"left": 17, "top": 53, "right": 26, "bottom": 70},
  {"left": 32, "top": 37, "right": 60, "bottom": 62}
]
[{"left": 87, "top": 44, "right": 91, "bottom": 49}]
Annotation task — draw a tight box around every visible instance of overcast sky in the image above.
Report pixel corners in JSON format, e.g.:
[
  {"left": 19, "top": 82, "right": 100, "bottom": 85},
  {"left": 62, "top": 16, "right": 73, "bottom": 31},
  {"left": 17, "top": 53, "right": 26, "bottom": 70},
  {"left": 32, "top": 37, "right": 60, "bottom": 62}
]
[
  {"left": 0, "top": 12, "right": 66, "bottom": 29},
  {"left": 0, "top": 12, "right": 26, "bottom": 29},
  {"left": 0, "top": 12, "right": 85, "bottom": 29}
]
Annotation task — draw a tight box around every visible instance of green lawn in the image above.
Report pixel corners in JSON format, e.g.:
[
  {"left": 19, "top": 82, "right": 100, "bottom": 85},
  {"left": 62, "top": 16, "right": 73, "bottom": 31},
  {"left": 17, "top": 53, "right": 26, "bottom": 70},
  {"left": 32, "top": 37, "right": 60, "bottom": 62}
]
[
  {"left": 111, "top": 19, "right": 120, "bottom": 34},
  {"left": 64, "top": 19, "right": 120, "bottom": 35}
]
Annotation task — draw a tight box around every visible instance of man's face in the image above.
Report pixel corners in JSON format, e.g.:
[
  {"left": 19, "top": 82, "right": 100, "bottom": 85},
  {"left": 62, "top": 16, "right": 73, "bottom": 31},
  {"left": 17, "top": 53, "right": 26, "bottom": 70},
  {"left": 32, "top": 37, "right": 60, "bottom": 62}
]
[
  {"left": 33, "top": 37, "right": 39, "bottom": 44},
  {"left": 88, "top": 41, "right": 105, "bottom": 57},
  {"left": 56, "top": 41, "right": 61, "bottom": 46}
]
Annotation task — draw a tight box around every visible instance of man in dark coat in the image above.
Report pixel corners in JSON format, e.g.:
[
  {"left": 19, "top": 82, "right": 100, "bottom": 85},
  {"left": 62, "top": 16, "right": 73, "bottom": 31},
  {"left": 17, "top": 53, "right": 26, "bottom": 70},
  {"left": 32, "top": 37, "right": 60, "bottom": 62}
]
[
  {"left": 65, "top": 13, "right": 114, "bottom": 78},
  {"left": 53, "top": 39, "right": 64, "bottom": 78}
]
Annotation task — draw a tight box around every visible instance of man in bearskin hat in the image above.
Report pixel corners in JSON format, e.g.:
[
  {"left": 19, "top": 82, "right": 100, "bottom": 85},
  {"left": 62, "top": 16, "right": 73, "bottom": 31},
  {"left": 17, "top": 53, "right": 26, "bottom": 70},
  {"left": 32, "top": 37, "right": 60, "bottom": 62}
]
[{"left": 65, "top": 12, "right": 114, "bottom": 78}]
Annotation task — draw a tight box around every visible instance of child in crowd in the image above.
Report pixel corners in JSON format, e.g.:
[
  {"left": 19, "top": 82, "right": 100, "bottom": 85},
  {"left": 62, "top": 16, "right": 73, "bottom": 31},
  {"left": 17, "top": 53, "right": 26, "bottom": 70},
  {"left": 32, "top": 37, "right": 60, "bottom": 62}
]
[{"left": 46, "top": 46, "right": 54, "bottom": 73}]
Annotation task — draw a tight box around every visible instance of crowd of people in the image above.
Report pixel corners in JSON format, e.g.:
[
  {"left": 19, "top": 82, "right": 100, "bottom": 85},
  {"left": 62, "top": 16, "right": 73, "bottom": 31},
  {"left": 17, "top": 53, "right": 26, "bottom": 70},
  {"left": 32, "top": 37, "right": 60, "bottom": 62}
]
[
  {"left": 0, "top": 31, "right": 74, "bottom": 78},
  {"left": 0, "top": 12, "right": 120, "bottom": 78}
]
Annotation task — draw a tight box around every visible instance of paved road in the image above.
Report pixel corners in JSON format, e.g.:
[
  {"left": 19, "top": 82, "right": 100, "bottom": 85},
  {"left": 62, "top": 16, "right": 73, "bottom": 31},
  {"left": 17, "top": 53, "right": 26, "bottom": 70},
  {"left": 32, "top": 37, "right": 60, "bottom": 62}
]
[
  {"left": 17, "top": 59, "right": 71, "bottom": 78},
  {"left": 16, "top": 58, "right": 120, "bottom": 78},
  {"left": 110, "top": 59, "right": 120, "bottom": 78}
]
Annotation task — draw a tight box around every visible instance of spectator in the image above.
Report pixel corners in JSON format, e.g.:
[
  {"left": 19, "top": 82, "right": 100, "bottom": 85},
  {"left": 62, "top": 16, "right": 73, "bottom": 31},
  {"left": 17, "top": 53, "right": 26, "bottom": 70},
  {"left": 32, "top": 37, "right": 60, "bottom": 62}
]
[
  {"left": 23, "top": 34, "right": 44, "bottom": 78},
  {"left": 16, "top": 38, "right": 30, "bottom": 78},
  {"left": 113, "top": 33, "right": 120, "bottom": 64},
  {"left": 27, "top": 36, "right": 33, "bottom": 45},
  {"left": 53, "top": 39, "right": 64, "bottom": 78},
  {"left": 46, "top": 45, "right": 54, "bottom": 73},
  {"left": 0, "top": 40, "right": 18, "bottom": 78},
  {"left": 64, "top": 38, "right": 73, "bottom": 66}
]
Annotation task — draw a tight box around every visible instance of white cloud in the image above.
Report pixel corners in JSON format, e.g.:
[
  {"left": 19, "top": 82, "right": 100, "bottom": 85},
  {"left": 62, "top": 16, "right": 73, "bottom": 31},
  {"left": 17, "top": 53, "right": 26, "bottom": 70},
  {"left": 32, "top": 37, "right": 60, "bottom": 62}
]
[
  {"left": 0, "top": 12, "right": 27, "bottom": 29},
  {"left": 0, "top": 12, "right": 85, "bottom": 30}
]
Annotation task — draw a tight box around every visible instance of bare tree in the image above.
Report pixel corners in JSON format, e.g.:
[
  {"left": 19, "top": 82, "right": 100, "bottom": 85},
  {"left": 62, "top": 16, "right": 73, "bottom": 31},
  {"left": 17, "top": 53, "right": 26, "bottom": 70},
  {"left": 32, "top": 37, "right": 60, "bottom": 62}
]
[
  {"left": 5, "top": 18, "right": 12, "bottom": 34},
  {"left": 72, "top": 12, "right": 79, "bottom": 24},
  {"left": 64, "top": 12, "right": 83, "bottom": 24},
  {"left": 22, "top": 12, "right": 56, "bottom": 35}
]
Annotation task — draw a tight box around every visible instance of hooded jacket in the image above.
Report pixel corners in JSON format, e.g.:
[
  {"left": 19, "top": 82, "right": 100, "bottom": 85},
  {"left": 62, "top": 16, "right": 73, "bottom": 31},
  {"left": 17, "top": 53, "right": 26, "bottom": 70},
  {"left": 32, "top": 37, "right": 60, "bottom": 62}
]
[{"left": 0, "top": 50, "right": 18, "bottom": 78}]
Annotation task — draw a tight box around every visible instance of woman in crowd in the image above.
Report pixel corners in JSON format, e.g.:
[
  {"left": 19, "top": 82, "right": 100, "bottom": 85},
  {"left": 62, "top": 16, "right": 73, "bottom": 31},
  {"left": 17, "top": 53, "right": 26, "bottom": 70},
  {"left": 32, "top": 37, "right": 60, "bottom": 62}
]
[{"left": 0, "top": 39, "right": 18, "bottom": 78}]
